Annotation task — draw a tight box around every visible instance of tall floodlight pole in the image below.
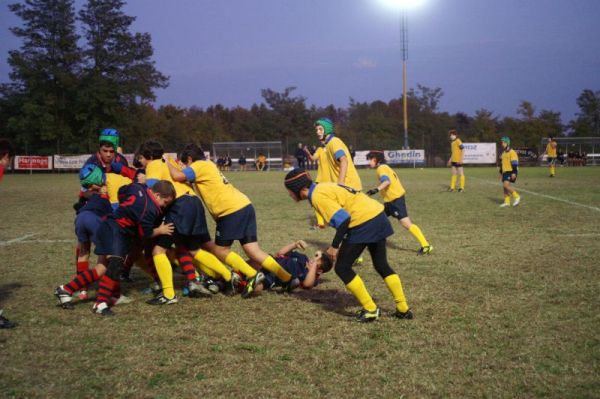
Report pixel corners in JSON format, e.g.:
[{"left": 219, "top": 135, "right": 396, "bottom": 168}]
[
  {"left": 401, "top": 8, "right": 409, "bottom": 149},
  {"left": 381, "top": 0, "right": 426, "bottom": 149}
]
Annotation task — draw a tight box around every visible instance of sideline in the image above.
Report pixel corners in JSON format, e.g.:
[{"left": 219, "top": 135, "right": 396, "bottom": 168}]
[{"left": 470, "top": 176, "right": 600, "bottom": 213}]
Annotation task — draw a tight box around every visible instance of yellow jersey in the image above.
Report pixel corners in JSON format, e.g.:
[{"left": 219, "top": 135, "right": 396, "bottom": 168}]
[
  {"left": 106, "top": 173, "right": 132, "bottom": 206},
  {"left": 450, "top": 138, "right": 464, "bottom": 163},
  {"left": 376, "top": 164, "right": 405, "bottom": 202},
  {"left": 183, "top": 160, "right": 251, "bottom": 219},
  {"left": 546, "top": 141, "right": 557, "bottom": 157},
  {"left": 146, "top": 158, "right": 195, "bottom": 199},
  {"left": 500, "top": 149, "right": 519, "bottom": 173},
  {"left": 313, "top": 147, "right": 326, "bottom": 183},
  {"left": 323, "top": 135, "right": 362, "bottom": 190},
  {"left": 308, "top": 182, "right": 383, "bottom": 228}
]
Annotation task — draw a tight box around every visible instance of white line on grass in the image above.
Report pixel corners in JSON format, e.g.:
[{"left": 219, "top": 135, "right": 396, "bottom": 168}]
[
  {"left": 0, "top": 235, "right": 75, "bottom": 247},
  {"left": 0, "top": 233, "right": 36, "bottom": 247},
  {"left": 470, "top": 176, "right": 600, "bottom": 213}
]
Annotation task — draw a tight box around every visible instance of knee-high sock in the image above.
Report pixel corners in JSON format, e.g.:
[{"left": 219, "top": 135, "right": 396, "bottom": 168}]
[
  {"left": 346, "top": 275, "right": 377, "bottom": 312},
  {"left": 195, "top": 261, "right": 220, "bottom": 279},
  {"left": 450, "top": 175, "right": 457, "bottom": 190},
  {"left": 504, "top": 195, "right": 511, "bottom": 205},
  {"left": 460, "top": 175, "right": 465, "bottom": 189},
  {"left": 75, "top": 247, "right": 89, "bottom": 273},
  {"left": 225, "top": 252, "right": 257, "bottom": 278},
  {"left": 64, "top": 269, "right": 100, "bottom": 294},
  {"left": 176, "top": 249, "right": 196, "bottom": 282},
  {"left": 384, "top": 274, "right": 409, "bottom": 313},
  {"left": 261, "top": 256, "right": 291, "bottom": 282},
  {"left": 512, "top": 191, "right": 520, "bottom": 199},
  {"left": 153, "top": 253, "right": 175, "bottom": 299},
  {"left": 550, "top": 165, "right": 555, "bottom": 176},
  {"left": 315, "top": 210, "right": 325, "bottom": 227},
  {"left": 408, "top": 224, "right": 429, "bottom": 247},
  {"left": 96, "top": 275, "right": 117, "bottom": 305},
  {"left": 194, "top": 250, "right": 231, "bottom": 281}
]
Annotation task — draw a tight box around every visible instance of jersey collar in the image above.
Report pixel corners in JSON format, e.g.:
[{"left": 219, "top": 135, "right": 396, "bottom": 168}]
[{"left": 324, "top": 134, "right": 335, "bottom": 144}]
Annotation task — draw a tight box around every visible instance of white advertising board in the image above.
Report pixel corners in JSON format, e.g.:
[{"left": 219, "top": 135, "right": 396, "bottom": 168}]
[{"left": 462, "top": 143, "right": 497, "bottom": 164}]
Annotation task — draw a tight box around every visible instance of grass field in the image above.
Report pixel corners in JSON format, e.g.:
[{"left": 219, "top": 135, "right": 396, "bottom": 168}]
[{"left": 0, "top": 166, "right": 599, "bottom": 398}]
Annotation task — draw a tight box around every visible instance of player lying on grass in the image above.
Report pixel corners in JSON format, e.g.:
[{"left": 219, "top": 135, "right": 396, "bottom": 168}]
[
  {"left": 365, "top": 151, "right": 432, "bottom": 255},
  {"left": 249, "top": 240, "right": 333, "bottom": 293},
  {"left": 499, "top": 136, "right": 521, "bottom": 208},
  {"left": 56, "top": 181, "right": 176, "bottom": 316},
  {"left": 284, "top": 168, "right": 413, "bottom": 323},
  {"left": 136, "top": 140, "right": 237, "bottom": 304},
  {"left": 167, "top": 143, "right": 294, "bottom": 298}
]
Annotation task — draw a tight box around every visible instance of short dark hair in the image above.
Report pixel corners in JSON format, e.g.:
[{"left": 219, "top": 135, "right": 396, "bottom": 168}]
[
  {"left": 151, "top": 180, "right": 176, "bottom": 199},
  {"left": 0, "top": 139, "right": 15, "bottom": 159},
  {"left": 448, "top": 129, "right": 458, "bottom": 136},
  {"left": 366, "top": 150, "right": 386, "bottom": 165},
  {"left": 319, "top": 253, "right": 333, "bottom": 273},
  {"left": 138, "top": 141, "right": 164, "bottom": 160},
  {"left": 179, "top": 143, "right": 206, "bottom": 163}
]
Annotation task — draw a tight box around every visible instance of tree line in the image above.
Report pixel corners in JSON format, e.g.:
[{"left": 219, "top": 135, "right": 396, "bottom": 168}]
[{"left": 1, "top": 1, "right": 599, "bottom": 165}]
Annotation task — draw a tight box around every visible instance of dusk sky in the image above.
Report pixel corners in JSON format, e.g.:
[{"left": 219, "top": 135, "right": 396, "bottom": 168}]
[{"left": 1, "top": 0, "right": 599, "bottom": 122}]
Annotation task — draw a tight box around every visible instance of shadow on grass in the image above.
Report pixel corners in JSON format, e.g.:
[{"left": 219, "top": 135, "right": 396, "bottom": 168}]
[
  {"left": 0, "top": 282, "right": 23, "bottom": 302},
  {"left": 487, "top": 196, "right": 503, "bottom": 205},
  {"left": 292, "top": 288, "right": 357, "bottom": 317}
]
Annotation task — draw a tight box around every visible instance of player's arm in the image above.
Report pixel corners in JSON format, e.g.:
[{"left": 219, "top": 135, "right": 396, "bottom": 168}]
[
  {"left": 303, "top": 147, "right": 318, "bottom": 161},
  {"left": 275, "top": 240, "right": 307, "bottom": 257},
  {"left": 337, "top": 155, "right": 348, "bottom": 185},
  {"left": 167, "top": 160, "right": 187, "bottom": 182},
  {"left": 510, "top": 152, "right": 519, "bottom": 178},
  {"left": 301, "top": 262, "right": 318, "bottom": 289},
  {"left": 326, "top": 208, "right": 351, "bottom": 262},
  {"left": 367, "top": 175, "right": 391, "bottom": 196}
]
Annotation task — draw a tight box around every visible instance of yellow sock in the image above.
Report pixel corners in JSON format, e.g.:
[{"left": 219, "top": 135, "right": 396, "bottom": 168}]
[
  {"left": 316, "top": 210, "right": 325, "bottom": 226},
  {"left": 153, "top": 253, "right": 175, "bottom": 299},
  {"left": 408, "top": 224, "right": 429, "bottom": 248},
  {"left": 261, "top": 256, "right": 291, "bottom": 282},
  {"left": 504, "top": 195, "right": 511, "bottom": 205},
  {"left": 460, "top": 175, "right": 465, "bottom": 190},
  {"left": 450, "top": 175, "right": 457, "bottom": 190},
  {"left": 194, "top": 260, "right": 220, "bottom": 279},
  {"left": 512, "top": 191, "right": 520, "bottom": 199},
  {"left": 346, "top": 275, "right": 377, "bottom": 312},
  {"left": 384, "top": 274, "right": 409, "bottom": 313},
  {"left": 194, "top": 250, "right": 231, "bottom": 281},
  {"left": 225, "top": 251, "right": 257, "bottom": 278},
  {"left": 550, "top": 166, "right": 555, "bottom": 176}
]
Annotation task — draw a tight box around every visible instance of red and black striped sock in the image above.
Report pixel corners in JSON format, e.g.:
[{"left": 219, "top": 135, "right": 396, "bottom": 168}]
[
  {"left": 64, "top": 269, "right": 100, "bottom": 294},
  {"left": 176, "top": 248, "right": 196, "bottom": 282},
  {"left": 96, "top": 275, "right": 117, "bottom": 304},
  {"left": 76, "top": 259, "right": 89, "bottom": 274}
]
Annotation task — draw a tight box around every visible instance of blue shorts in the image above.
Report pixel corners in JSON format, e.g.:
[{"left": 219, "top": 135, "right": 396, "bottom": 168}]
[
  {"left": 74, "top": 211, "right": 103, "bottom": 244},
  {"left": 156, "top": 195, "right": 211, "bottom": 250},
  {"left": 93, "top": 219, "right": 133, "bottom": 257},
  {"left": 502, "top": 172, "right": 517, "bottom": 182},
  {"left": 215, "top": 204, "right": 257, "bottom": 246},
  {"left": 384, "top": 197, "right": 408, "bottom": 220},
  {"left": 547, "top": 157, "right": 556, "bottom": 165},
  {"left": 345, "top": 212, "right": 394, "bottom": 244},
  {"left": 451, "top": 162, "right": 463, "bottom": 167}
]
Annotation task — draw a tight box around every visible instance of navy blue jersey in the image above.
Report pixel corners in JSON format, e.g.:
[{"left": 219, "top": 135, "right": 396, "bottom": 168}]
[
  {"left": 77, "top": 193, "right": 112, "bottom": 217},
  {"left": 113, "top": 183, "right": 163, "bottom": 238},
  {"left": 276, "top": 251, "right": 310, "bottom": 282}
]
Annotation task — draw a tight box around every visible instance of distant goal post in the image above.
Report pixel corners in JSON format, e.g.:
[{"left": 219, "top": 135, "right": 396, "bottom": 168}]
[{"left": 211, "top": 141, "right": 283, "bottom": 171}]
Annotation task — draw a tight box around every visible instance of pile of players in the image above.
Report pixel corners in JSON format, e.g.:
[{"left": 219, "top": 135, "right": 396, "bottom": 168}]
[{"left": 53, "top": 120, "right": 438, "bottom": 322}]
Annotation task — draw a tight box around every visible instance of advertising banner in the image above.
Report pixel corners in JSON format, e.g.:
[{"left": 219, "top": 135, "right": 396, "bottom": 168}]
[
  {"left": 354, "top": 150, "right": 425, "bottom": 166},
  {"left": 462, "top": 143, "right": 497, "bottom": 164},
  {"left": 14, "top": 156, "right": 53, "bottom": 170},
  {"left": 53, "top": 154, "right": 90, "bottom": 169}
]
